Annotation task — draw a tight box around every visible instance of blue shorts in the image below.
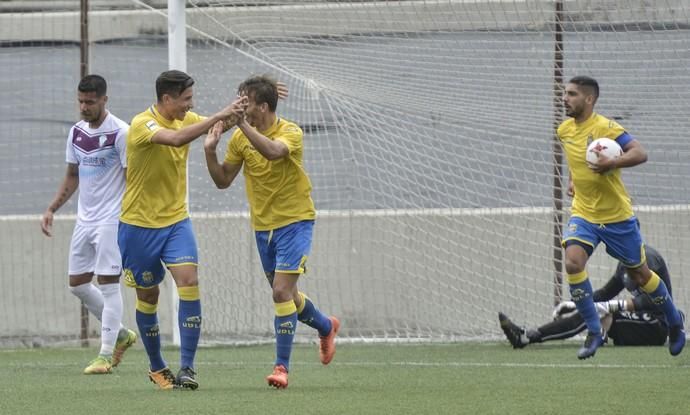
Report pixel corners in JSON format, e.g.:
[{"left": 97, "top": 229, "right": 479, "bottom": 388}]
[
  {"left": 118, "top": 218, "right": 198, "bottom": 288},
  {"left": 562, "top": 216, "right": 645, "bottom": 267},
  {"left": 255, "top": 220, "right": 314, "bottom": 275}
]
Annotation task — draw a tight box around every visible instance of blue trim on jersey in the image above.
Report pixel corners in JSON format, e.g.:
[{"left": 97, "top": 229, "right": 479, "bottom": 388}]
[
  {"left": 255, "top": 220, "right": 314, "bottom": 274},
  {"left": 118, "top": 218, "right": 198, "bottom": 288},
  {"left": 563, "top": 216, "right": 643, "bottom": 267},
  {"left": 614, "top": 131, "right": 633, "bottom": 148}
]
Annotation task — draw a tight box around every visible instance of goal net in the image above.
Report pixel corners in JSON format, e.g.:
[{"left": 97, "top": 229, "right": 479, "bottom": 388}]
[{"left": 1, "top": 0, "right": 689, "bottom": 346}]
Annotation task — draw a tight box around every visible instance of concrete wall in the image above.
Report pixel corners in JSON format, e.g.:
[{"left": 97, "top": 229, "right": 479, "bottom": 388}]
[{"left": 2, "top": 208, "right": 689, "bottom": 346}]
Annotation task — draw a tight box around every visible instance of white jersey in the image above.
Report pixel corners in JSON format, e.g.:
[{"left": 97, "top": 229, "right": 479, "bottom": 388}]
[{"left": 66, "top": 112, "right": 128, "bottom": 226}]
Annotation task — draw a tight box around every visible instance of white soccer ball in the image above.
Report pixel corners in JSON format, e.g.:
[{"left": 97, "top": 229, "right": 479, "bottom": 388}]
[{"left": 585, "top": 138, "right": 622, "bottom": 173}]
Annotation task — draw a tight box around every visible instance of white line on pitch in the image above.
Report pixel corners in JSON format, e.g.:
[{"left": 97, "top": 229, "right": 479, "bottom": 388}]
[{"left": 3, "top": 360, "right": 688, "bottom": 370}]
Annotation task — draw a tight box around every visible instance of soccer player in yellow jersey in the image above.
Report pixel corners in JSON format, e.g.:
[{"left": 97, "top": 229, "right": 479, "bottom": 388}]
[
  {"left": 204, "top": 75, "right": 340, "bottom": 389},
  {"left": 557, "top": 76, "right": 684, "bottom": 359},
  {"left": 118, "top": 70, "right": 245, "bottom": 390}
]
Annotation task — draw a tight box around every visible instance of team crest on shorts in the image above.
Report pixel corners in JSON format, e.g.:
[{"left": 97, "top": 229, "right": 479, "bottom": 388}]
[{"left": 142, "top": 271, "right": 154, "bottom": 284}]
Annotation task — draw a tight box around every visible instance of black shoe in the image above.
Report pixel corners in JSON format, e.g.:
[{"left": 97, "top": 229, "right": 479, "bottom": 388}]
[
  {"left": 498, "top": 312, "right": 528, "bottom": 349},
  {"left": 177, "top": 367, "right": 199, "bottom": 390},
  {"left": 577, "top": 331, "right": 605, "bottom": 360}
]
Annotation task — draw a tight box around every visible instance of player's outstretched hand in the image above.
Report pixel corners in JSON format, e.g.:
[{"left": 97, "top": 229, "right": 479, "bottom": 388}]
[
  {"left": 204, "top": 121, "right": 225, "bottom": 152},
  {"left": 40, "top": 210, "right": 53, "bottom": 237},
  {"left": 219, "top": 95, "right": 248, "bottom": 131},
  {"left": 552, "top": 300, "right": 577, "bottom": 320},
  {"left": 277, "top": 81, "right": 289, "bottom": 100},
  {"left": 587, "top": 152, "right": 616, "bottom": 174}
]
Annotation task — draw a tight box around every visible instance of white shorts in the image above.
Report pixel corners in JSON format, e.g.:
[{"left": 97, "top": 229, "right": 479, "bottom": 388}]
[{"left": 68, "top": 223, "right": 122, "bottom": 276}]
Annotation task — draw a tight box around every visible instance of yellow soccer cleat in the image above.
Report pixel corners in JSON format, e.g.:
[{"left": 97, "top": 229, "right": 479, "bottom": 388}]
[
  {"left": 112, "top": 329, "right": 137, "bottom": 367},
  {"left": 148, "top": 367, "right": 178, "bottom": 390},
  {"left": 83, "top": 356, "right": 113, "bottom": 375}
]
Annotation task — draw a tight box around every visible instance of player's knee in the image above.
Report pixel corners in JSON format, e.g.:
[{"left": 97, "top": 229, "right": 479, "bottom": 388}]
[
  {"left": 564, "top": 259, "right": 585, "bottom": 275},
  {"left": 97, "top": 275, "right": 120, "bottom": 285},
  {"left": 136, "top": 286, "right": 160, "bottom": 304},
  {"left": 68, "top": 283, "right": 93, "bottom": 299},
  {"left": 69, "top": 273, "right": 93, "bottom": 287},
  {"left": 272, "top": 287, "right": 293, "bottom": 303}
]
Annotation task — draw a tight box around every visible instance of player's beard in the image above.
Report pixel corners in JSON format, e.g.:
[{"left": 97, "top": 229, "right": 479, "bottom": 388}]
[
  {"left": 565, "top": 105, "right": 579, "bottom": 118},
  {"left": 81, "top": 108, "right": 101, "bottom": 123}
]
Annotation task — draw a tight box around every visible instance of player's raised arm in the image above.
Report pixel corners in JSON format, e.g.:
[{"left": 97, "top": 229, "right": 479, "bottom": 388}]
[
  {"left": 41, "top": 163, "right": 79, "bottom": 236},
  {"left": 237, "top": 117, "right": 289, "bottom": 161},
  {"left": 150, "top": 103, "right": 238, "bottom": 148},
  {"left": 204, "top": 120, "right": 243, "bottom": 189},
  {"left": 133, "top": 70, "right": 237, "bottom": 148}
]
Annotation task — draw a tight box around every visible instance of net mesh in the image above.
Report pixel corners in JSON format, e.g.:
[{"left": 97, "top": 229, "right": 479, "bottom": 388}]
[{"left": 1, "top": 0, "right": 689, "bottom": 346}]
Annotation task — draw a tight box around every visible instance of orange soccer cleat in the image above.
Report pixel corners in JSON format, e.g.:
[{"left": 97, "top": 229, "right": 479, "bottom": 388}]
[
  {"left": 266, "top": 364, "right": 288, "bottom": 389},
  {"left": 319, "top": 316, "right": 340, "bottom": 365}
]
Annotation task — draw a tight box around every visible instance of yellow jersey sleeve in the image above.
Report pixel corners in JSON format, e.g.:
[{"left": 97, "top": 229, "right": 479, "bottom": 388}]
[
  {"left": 224, "top": 129, "right": 244, "bottom": 165},
  {"left": 129, "top": 111, "right": 160, "bottom": 147},
  {"left": 601, "top": 119, "right": 625, "bottom": 141},
  {"left": 275, "top": 122, "right": 303, "bottom": 155}
]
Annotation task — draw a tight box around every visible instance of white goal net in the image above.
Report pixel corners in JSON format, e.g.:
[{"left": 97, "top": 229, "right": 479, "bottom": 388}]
[{"left": 1, "top": 0, "right": 689, "bottom": 346}]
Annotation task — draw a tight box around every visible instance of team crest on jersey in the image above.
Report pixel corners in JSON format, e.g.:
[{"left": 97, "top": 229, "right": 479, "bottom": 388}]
[
  {"left": 98, "top": 135, "right": 107, "bottom": 147},
  {"left": 145, "top": 120, "right": 158, "bottom": 131},
  {"left": 586, "top": 134, "right": 593, "bottom": 147}
]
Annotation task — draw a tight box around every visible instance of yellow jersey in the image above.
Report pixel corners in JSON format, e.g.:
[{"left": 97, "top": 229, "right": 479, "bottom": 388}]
[
  {"left": 225, "top": 117, "right": 315, "bottom": 231},
  {"left": 557, "top": 112, "right": 633, "bottom": 224},
  {"left": 120, "top": 105, "right": 203, "bottom": 228}
]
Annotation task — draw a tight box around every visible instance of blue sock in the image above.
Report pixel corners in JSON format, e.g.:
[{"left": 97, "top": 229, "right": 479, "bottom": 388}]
[
  {"left": 297, "top": 292, "right": 332, "bottom": 337},
  {"left": 568, "top": 272, "right": 601, "bottom": 335},
  {"left": 135, "top": 300, "right": 166, "bottom": 371},
  {"left": 641, "top": 271, "right": 682, "bottom": 327},
  {"left": 274, "top": 300, "right": 297, "bottom": 371},
  {"left": 178, "top": 286, "right": 202, "bottom": 369}
]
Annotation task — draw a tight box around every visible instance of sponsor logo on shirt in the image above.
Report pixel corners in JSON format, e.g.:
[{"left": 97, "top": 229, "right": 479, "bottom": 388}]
[{"left": 82, "top": 156, "right": 107, "bottom": 167}]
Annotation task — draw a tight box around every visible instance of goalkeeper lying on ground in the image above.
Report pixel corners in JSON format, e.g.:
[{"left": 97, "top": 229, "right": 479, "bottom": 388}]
[{"left": 499, "top": 245, "right": 683, "bottom": 348}]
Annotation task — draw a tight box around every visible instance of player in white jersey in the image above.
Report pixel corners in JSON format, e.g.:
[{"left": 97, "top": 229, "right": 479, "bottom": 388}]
[{"left": 41, "top": 75, "right": 136, "bottom": 374}]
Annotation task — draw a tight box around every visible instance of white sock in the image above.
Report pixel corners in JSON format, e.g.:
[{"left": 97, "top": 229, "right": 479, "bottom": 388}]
[
  {"left": 98, "top": 283, "right": 123, "bottom": 357},
  {"left": 69, "top": 283, "right": 104, "bottom": 321}
]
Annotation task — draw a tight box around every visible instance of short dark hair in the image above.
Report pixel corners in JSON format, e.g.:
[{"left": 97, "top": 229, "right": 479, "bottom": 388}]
[
  {"left": 78, "top": 74, "right": 107, "bottom": 96},
  {"left": 155, "top": 70, "right": 194, "bottom": 101},
  {"left": 238, "top": 75, "right": 278, "bottom": 112},
  {"left": 568, "top": 76, "right": 599, "bottom": 99}
]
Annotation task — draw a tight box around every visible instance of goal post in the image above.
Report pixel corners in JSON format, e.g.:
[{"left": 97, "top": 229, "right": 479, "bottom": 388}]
[{"left": 1, "top": 0, "right": 690, "bottom": 347}]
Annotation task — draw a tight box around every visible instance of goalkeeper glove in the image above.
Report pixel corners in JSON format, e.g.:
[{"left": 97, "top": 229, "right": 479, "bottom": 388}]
[
  {"left": 594, "top": 302, "right": 610, "bottom": 318},
  {"left": 552, "top": 301, "right": 577, "bottom": 320},
  {"left": 600, "top": 299, "right": 626, "bottom": 313}
]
